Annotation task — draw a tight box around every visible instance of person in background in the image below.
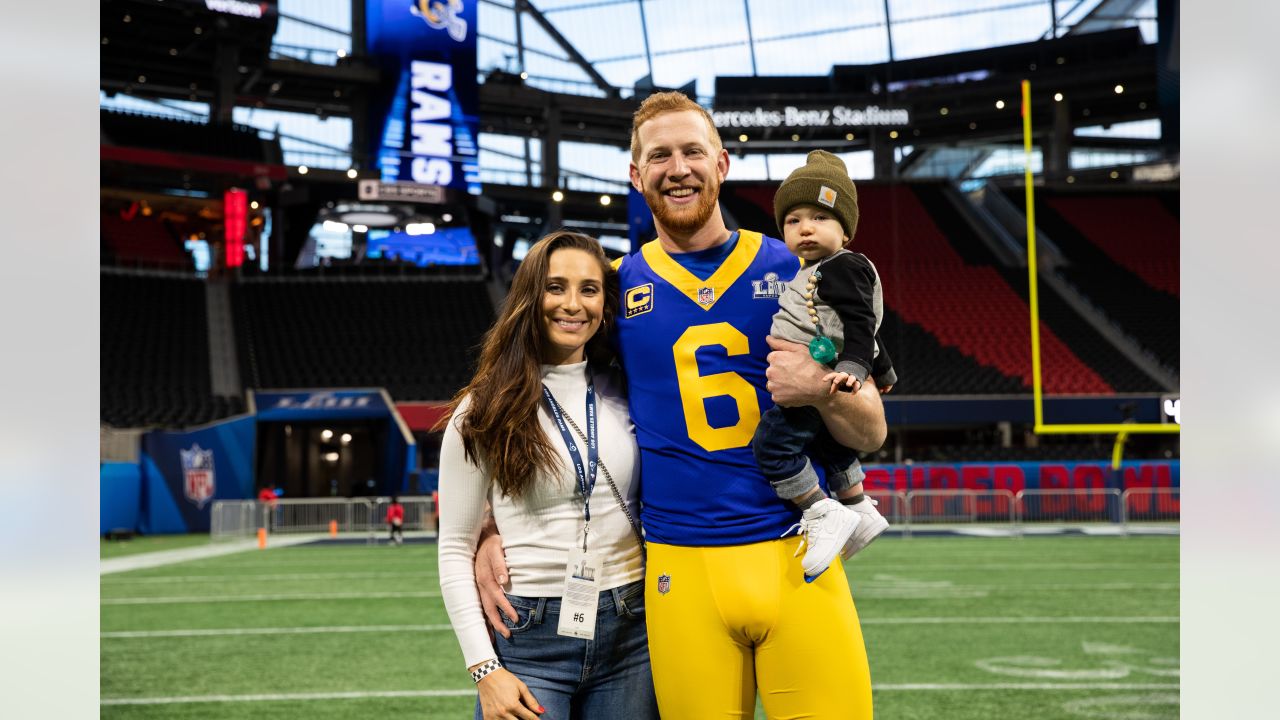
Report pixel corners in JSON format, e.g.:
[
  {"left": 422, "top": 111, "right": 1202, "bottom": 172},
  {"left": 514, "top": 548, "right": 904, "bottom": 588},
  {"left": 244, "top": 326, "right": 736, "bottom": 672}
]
[
  {"left": 386, "top": 495, "right": 405, "bottom": 546},
  {"left": 437, "top": 231, "right": 657, "bottom": 720}
]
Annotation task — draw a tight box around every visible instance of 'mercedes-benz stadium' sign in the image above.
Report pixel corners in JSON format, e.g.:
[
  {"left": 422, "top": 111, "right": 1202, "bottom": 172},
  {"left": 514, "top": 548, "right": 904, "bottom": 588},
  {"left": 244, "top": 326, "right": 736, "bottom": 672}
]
[{"left": 712, "top": 105, "right": 910, "bottom": 130}]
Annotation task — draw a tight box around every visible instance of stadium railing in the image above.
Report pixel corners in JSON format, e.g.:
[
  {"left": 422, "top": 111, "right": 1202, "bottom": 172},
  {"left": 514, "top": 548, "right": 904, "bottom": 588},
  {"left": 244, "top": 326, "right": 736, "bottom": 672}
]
[
  {"left": 901, "top": 489, "right": 1018, "bottom": 538},
  {"left": 210, "top": 496, "right": 438, "bottom": 542},
  {"left": 1014, "top": 488, "right": 1123, "bottom": 532},
  {"left": 1120, "top": 487, "right": 1180, "bottom": 526},
  {"left": 208, "top": 490, "right": 1173, "bottom": 541}
]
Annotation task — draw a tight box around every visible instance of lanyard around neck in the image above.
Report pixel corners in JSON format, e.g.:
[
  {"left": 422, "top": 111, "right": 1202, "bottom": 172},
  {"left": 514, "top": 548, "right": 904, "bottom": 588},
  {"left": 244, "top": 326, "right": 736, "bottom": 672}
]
[{"left": 541, "top": 378, "right": 598, "bottom": 524}]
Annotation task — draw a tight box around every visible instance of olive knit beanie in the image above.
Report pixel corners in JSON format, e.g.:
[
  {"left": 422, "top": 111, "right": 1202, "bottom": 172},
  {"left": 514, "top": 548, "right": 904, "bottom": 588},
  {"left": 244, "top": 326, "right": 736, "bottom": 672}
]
[{"left": 773, "top": 150, "right": 859, "bottom": 242}]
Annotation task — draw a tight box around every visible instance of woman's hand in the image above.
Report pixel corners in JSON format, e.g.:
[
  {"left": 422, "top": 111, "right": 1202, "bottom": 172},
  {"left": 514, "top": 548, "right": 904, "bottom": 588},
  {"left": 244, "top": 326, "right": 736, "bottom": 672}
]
[{"left": 475, "top": 668, "right": 544, "bottom": 719}]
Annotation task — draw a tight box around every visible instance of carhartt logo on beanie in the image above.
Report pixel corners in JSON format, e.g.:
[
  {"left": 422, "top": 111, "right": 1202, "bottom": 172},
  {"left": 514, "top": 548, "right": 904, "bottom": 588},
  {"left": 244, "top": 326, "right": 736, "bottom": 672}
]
[{"left": 773, "top": 150, "right": 859, "bottom": 242}]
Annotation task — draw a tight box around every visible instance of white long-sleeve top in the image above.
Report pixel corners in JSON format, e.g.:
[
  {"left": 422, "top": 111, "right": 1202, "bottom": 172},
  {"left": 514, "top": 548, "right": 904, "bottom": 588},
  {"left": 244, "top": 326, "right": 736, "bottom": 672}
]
[{"left": 437, "top": 360, "right": 644, "bottom": 669}]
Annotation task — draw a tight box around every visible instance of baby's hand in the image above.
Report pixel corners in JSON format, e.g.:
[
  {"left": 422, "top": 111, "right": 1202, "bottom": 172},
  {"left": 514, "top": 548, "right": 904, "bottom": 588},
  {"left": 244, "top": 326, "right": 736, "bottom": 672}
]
[{"left": 821, "top": 371, "right": 861, "bottom": 395}]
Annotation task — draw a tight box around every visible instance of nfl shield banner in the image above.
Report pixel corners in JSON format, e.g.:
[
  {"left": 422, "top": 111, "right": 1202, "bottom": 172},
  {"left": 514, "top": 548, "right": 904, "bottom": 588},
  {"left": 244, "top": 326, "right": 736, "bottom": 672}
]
[{"left": 181, "top": 444, "right": 217, "bottom": 509}]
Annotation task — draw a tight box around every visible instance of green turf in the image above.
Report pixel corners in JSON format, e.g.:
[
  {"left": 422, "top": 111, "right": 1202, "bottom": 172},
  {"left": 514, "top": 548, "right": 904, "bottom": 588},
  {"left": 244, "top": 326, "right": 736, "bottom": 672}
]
[
  {"left": 100, "top": 536, "right": 1178, "bottom": 719},
  {"left": 101, "top": 533, "right": 214, "bottom": 559}
]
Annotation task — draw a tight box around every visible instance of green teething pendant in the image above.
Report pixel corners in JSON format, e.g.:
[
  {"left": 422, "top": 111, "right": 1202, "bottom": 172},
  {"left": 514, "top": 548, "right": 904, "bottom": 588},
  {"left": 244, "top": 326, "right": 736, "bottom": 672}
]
[{"left": 809, "top": 336, "right": 837, "bottom": 364}]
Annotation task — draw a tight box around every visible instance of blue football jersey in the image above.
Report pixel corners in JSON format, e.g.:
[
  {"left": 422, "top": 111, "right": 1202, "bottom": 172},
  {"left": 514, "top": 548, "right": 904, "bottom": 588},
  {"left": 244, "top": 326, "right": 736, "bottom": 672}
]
[{"left": 614, "top": 230, "right": 803, "bottom": 545}]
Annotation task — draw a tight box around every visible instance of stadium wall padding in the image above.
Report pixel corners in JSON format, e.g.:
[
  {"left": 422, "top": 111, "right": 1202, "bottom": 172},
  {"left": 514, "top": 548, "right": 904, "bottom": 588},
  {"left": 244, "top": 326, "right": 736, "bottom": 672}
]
[
  {"left": 139, "top": 415, "right": 257, "bottom": 534},
  {"left": 100, "top": 462, "right": 141, "bottom": 534}
]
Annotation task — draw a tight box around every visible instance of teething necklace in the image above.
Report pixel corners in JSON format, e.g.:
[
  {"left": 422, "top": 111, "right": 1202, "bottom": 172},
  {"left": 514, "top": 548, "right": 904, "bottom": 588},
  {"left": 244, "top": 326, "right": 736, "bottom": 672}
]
[{"left": 805, "top": 268, "right": 838, "bottom": 364}]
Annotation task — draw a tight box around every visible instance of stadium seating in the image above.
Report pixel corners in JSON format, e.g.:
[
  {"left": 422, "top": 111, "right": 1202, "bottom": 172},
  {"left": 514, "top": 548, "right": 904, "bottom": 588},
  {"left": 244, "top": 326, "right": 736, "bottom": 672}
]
[
  {"left": 233, "top": 277, "right": 495, "bottom": 401},
  {"left": 100, "top": 109, "right": 270, "bottom": 162},
  {"left": 1012, "top": 188, "right": 1179, "bottom": 374},
  {"left": 722, "top": 181, "right": 1115, "bottom": 394},
  {"left": 101, "top": 212, "right": 191, "bottom": 269},
  {"left": 101, "top": 272, "right": 244, "bottom": 427}
]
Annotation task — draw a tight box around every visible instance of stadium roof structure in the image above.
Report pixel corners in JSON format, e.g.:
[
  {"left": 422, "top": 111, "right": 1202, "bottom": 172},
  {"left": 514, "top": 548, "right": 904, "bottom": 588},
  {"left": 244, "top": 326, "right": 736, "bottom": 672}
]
[{"left": 101, "top": 0, "right": 1167, "bottom": 149}]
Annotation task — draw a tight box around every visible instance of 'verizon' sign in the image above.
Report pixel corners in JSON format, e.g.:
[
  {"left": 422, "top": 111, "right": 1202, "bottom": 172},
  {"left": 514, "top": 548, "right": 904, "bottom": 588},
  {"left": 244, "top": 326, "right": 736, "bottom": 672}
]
[{"left": 713, "top": 105, "right": 910, "bottom": 130}]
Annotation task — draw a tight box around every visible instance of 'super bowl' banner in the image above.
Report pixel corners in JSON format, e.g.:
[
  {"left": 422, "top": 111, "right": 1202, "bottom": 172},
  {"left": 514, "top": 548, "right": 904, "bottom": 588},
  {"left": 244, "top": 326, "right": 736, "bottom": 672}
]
[
  {"left": 367, "top": 1, "right": 481, "bottom": 195},
  {"left": 862, "top": 460, "right": 1179, "bottom": 494}
]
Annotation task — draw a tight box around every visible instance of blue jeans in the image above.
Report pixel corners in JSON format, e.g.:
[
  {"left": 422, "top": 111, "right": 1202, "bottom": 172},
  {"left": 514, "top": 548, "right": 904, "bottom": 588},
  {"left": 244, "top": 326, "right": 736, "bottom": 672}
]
[
  {"left": 477, "top": 579, "right": 659, "bottom": 720},
  {"left": 752, "top": 404, "right": 865, "bottom": 500}
]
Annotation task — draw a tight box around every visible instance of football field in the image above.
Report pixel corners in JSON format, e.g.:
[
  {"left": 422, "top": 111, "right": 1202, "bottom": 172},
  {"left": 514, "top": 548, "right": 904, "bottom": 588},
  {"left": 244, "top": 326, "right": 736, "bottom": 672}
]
[{"left": 101, "top": 534, "right": 1178, "bottom": 719}]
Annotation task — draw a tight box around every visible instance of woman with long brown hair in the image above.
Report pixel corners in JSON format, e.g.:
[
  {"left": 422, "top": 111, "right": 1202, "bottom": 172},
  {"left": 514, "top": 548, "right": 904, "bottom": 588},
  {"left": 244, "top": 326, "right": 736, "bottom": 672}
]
[{"left": 437, "top": 231, "right": 656, "bottom": 720}]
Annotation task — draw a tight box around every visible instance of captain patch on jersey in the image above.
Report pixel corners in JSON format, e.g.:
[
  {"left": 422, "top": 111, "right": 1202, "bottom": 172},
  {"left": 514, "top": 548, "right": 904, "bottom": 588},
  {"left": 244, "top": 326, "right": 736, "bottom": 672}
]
[{"left": 625, "top": 283, "right": 653, "bottom": 318}]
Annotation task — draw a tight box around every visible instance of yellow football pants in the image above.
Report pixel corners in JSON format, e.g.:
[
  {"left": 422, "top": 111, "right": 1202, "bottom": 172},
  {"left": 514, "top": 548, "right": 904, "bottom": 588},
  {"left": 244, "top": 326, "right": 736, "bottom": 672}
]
[{"left": 644, "top": 536, "right": 873, "bottom": 719}]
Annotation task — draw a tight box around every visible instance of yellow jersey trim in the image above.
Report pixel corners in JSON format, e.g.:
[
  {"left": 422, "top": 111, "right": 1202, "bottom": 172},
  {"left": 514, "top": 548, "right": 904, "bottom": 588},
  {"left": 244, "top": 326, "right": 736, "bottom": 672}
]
[{"left": 638, "top": 230, "right": 763, "bottom": 311}]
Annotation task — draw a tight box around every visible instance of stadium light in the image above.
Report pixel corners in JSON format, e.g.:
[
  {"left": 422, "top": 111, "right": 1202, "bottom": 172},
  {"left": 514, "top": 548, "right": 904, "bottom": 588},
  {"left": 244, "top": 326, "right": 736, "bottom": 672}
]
[
  {"left": 599, "top": 195, "right": 611, "bottom": 206},
  {"left": 346, "top": 168, "right": 358, "bottom": 179},
  {"left": 298, "top": 165, "right": 309, "bottom": 175},
  {"left": 352, "top": 224, "right": 369, "bottom": 233},
  {"left": 321, "top": 429, "right": 333, "bottom": 441},
  {"left": 1114, "top": 84, "right": 1124, "bottom": 94},
  {"left": 738, "top": 134, "right": 748, "bottom": 142},
  {"left": 341, "top": 433, "right": 352, "bottom": 445},
  {"left": 322, "top": 220, "right": 348, "bottom": 233},
  {"left": 995, "top": 99, "right": 1005, "bottom": 109},
  {"left": 552, "top": 190, "right": 564, "bottom": 203},
  {"left": 1053, "top": 92, "right": 1064, "bottom": 102},
  {"left": 442, "top": 213, "right": 453, "bottom": 222},
  {"left": 406, "top": 222, "right": 436, "bottom": 235}
]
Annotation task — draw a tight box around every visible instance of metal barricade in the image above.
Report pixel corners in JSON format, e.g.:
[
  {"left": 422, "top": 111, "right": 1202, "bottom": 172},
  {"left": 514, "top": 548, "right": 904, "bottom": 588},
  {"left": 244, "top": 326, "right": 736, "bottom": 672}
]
[
  {"left": 1121, "top": 487, "right": 1180, "bottom": 529},
  {"left": 1015, "top": 489, "right": 1123, "bottom": 533},
  {"left": 902, "top": 489, "right": 1017, "bottom": 537},
  {"left": 369, "top": 496, "right": 438, "bottom": 533},
  {"left": 209, "top": 500, "right": 262, "bottom": 541},
  {"left": 271, "top": 498, "right": 375, "bottom": 539},
  {"left": 211, "top": 497, "right": 439, "bottom": 543},
  {"left": 866, "top": 490, "right": 908, "bottom": 528}
]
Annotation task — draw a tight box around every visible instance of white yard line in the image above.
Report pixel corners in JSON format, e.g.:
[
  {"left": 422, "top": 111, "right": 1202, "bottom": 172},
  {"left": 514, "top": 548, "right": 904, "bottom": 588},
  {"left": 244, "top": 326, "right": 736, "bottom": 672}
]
[
  {"left": 862, "top": 616, "right": 1178, "bottom": 625},
  {"left": 101, "top": 683, "right": 1179, "bottom": 706},
  {"left": 103, "top": 624, "right": 454, "bottom": 638},
  {"left": 876, "top": 683, "right": 1178, "bottom": 690},
  {"left": 101, "top": 590, "right": 441, "bottom": 605},
  {"left": 102, "top": 616, "right": 1177, "bottom": 639},
  {"left": 101, "top": 690, "right": 476, "bottom": 706},
  {"left": 102, "top": 571, "right": 437, "bottom": 584}
]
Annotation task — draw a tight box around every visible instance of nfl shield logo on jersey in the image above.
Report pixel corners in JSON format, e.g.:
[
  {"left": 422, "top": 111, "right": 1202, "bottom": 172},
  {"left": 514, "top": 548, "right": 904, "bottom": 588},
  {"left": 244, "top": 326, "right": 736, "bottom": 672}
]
[
  {"left": 657, "top": 573, "right": 671, "bottom": 595},
  {"left": 180, "top": 444, "right": 216, "bottom": 509},
  {"left": 696, "top": 287, "right": 715, "bottom": 306}
]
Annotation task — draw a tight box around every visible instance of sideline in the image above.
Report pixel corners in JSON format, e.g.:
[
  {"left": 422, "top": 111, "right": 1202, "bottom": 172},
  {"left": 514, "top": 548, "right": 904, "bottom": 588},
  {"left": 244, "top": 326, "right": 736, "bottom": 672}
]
[{"left": 100, "top": 534, "right": 326, "bottom": 575}]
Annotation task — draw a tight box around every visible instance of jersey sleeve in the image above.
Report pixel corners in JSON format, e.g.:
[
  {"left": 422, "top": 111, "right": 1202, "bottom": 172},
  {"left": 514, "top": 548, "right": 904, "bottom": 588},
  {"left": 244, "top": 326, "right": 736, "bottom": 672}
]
[
  {"left": 871, "top": 332, "right": 898, "bottom": 388},
  {"left": 819, "top": 253, "right": 878, "bottom": 381}
]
